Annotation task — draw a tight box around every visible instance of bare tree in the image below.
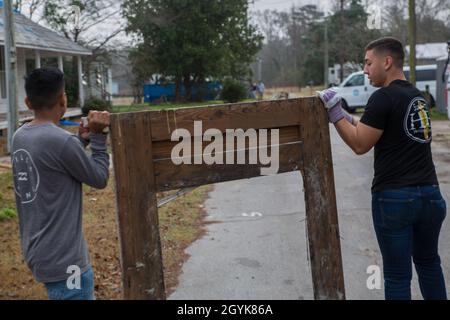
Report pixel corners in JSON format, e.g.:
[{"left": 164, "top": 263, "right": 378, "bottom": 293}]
[{"left": 15, "top": 0, "right": 44, "bottom": 20}]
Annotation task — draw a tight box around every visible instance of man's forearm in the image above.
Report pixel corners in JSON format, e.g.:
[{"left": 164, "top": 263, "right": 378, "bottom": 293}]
[
  {"left": 334, "top": 119, "right": 365, "bottom": 155},
  {"left": 318, "top": 88, "right": 381, "bottom": 155}
]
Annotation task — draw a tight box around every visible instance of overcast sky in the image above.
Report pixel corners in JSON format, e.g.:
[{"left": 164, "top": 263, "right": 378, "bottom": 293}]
[
  {"left": 250, "top": 0, "right": 334, "bottom": 13},
  {"left": 19, "top": 0, "right": 375, "bottom": 48}
]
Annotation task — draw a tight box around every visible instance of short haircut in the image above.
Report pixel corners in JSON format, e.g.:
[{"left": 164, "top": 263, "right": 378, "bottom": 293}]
[
  {"left": 365, "top": 37, "right": 405, "bottom": 68},
  {"left": 25, "top": 68, "right": 65, "bottom": 110}
]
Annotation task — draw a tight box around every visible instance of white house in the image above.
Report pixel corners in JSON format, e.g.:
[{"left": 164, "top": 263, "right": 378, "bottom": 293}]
[
  {"left": 328, "top": 63, "right": 362, "bottom": 86},
  {"left": 405, "top": 43, "right": 448, "bottom": 65},
  {"left": 0, "top": 7, "right": 92, "bottom": 115}
]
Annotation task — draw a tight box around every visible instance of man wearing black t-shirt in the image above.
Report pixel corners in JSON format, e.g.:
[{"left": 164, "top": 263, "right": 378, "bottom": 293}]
[{"left": 318, "top": 37, "right": 447, "bottom": 300}]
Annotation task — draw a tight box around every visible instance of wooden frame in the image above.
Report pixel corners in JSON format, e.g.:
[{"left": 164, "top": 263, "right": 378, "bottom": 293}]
[{"left": 110, "top": 97, "right": 345, "bottom": 300}]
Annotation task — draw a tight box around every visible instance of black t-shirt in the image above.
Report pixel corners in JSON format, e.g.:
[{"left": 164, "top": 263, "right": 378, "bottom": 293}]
[{"left": 360, "top": 79, "right": 438, "bottom": 192}]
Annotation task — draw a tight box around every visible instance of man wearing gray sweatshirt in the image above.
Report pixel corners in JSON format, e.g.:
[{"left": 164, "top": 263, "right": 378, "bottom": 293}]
[{"left": 11, "top": 68, "right": 110, "bottom": 300}]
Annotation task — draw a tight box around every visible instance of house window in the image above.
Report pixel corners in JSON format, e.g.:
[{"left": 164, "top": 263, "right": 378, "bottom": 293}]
[{"left": 0, "top": 47, "right": 6, "bottom": 99}]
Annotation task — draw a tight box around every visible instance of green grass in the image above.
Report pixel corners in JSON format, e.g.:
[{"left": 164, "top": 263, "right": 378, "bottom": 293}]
[
  {"left": 111, "top": 99, "right": 260, "bottom": 114},
  {"left": 430, "top": 108, "right": 449, "bottom": 121},
  {"left": 112, "top": 100, "right": 226, "bottom": 113},
  {"left": 0, "top": 208, "right": 16, "bottom": 221},
  {"left": 0, "top": 172, "right": 16, "bottom": 222}
]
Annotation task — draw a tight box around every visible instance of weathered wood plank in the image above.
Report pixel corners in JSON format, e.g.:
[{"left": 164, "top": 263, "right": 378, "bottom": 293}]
[
  {"left": 110, "top": 112, "right": 166, "bottom": 300},
  {"left": 154, "top": 142, "right": 302, "bottom": 192},
  {"left": 147, "top": 98, "right": 314, "bottom": 141},
  {"left": 109, "top": 97, "right": 346, "bottom": 300},
  {"left": 300, "top": 97, "right": 346, "bottom": 300},
  {"left": 152, "top": 125, "right": 301, "bottom": 160}
]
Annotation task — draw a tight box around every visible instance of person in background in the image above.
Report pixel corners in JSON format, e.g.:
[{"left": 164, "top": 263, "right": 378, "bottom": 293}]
[{"left": 257, "top": 81, "right": 265, "bottom": 101}]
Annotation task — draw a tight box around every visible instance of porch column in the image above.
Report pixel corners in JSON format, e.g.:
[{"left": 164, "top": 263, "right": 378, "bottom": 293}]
[
  {"left": 57, "top": 54, "right": 64, "bottom": 72},
  {"left": 107, "top": 68, "right": 113, "bottom": 103},
  {"left": 35, "top": 50, "right": 41, "bottom": 68},
  {"left": 77, "top": 56, "right": 84, "bottom": 108}
]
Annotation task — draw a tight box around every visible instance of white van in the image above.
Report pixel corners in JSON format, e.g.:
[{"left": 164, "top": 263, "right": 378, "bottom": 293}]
[
  {"left": 331, "top": 71, "right": 378, "bottom": 113},
  {"left": 404, "top": 65, "right": 438, "bottom": 105},
  {"left": 332, "top": 65, "right": 445, "bottom": 113}
]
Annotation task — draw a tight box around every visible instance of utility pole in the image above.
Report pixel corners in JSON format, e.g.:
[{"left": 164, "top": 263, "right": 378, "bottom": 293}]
[
  {"left": 257, "top": 57, "right": 262, "bottom": 82},
  {"left": 338, "top": 0, "right": 345, "bottom": 83},
  {"left": 408, "top": 0, "right": 417, "bottom": 86},
  {"left": 4, "top": 0, "right": 19, "bottom": 154},
  {"left": 324, "top": 19, "right": 329, "bottom": 88}
]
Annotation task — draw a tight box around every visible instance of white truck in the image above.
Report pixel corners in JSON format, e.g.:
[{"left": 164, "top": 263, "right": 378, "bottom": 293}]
[{"left": 332, "top": 65, "right": 446, "bottom": 113}]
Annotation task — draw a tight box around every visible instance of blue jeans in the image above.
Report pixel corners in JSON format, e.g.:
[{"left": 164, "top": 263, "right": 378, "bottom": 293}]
[
  {"left": 44, "top": 266, "right": 95, "bottom": 300},
  {"left": 372, "top": 185, "right": 447, "bottom": 300}
]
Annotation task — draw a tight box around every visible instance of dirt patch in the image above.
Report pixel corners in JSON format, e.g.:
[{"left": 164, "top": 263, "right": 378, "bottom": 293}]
[
  {"left": 0, "top": 158, "right": 11, "bottom": 174},
  {"left": 0, "top": 168, "right": 213, "bottom": 299}
]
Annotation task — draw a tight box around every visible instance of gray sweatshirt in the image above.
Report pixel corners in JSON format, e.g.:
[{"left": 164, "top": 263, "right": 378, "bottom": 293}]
[{"left": 11, "top": 122, "right": 110, "bottom": 283}]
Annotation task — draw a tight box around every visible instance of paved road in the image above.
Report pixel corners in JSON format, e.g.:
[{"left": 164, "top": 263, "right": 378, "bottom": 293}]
[{"left": 170, "top": 124, "right": 450, "bottom": 300}]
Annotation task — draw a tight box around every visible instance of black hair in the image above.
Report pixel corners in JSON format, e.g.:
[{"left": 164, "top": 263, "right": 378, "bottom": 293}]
[
  {"left": 25, "top": 67, "right": 65, "bottom": 110},
  {"left": 365, "top": 37, "right": 405, "bottom": 68}
]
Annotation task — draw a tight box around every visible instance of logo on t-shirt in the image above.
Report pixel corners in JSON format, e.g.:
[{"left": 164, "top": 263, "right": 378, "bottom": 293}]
[
  {"left": 12, "top": 149, "right": 40, "bottom": 204},
  {"left": 403, "top": 97, "right": 432, "bottom": 143}
]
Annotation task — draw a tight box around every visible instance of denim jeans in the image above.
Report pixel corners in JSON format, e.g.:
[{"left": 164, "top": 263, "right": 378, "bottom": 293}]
[
  {"left": 372, "top": 185, "right": 447, "bottom": 300},
  {"left": 44, "top": 266, "right": 95, "bottom": 300}
]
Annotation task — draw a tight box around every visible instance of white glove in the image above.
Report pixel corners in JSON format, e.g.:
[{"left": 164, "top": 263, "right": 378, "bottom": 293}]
[{"left": 316, "top": 89, "right": 342, "bottom": 110}]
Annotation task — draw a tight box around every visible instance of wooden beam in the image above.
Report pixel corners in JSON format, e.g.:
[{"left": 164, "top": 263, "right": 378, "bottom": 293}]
[
  {"left": 109, "top": 97, "right": 346, "bottom": 300},
  {"left": 152, "top": 126, "right": 302, "bottom": 192},
  {"left": 148, "top": 98, "right": 310, "bottom": 142},
  {"left": 151, "top": 125, "right": 301, "bottom": 160},
  {"left": 110, "top": 112, "right": 166, "bottom": 300},
  {"left": 154, "top": 142, "right": 302, "bottom": 191},
  {"left": 300, "top": 98, "right": 346, "bottom": 300}
]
